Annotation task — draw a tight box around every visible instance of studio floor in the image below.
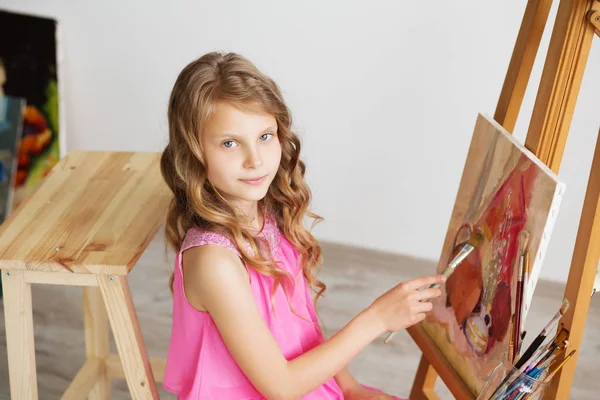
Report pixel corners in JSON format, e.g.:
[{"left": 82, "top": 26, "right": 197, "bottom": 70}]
[{"left": 0, "top": 231, "right": 598, "bottom": 399}]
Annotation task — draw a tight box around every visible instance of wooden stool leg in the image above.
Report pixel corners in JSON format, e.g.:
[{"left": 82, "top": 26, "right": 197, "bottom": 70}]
[
  {"left": 83, "top": 286, "right": 111, "bottom": 399},
  {"left": 1, "top": 270, "right": 38, "bottom": 399},
  {"left": 410, "top": 355, "right": 440, "bottom": 400},
  {"left": 98, "top": 275, "right": 158, "bottom": 399}
]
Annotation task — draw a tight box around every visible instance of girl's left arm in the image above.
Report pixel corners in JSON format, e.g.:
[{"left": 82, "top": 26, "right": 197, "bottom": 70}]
[
  {"left": 335, "top": 368, "right": 398, "bottom": 399},
  {"left": 334, "top": 367, "right": 361, "bottom": 396}
]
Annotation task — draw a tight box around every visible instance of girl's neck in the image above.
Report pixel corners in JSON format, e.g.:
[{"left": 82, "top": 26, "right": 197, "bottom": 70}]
[{"left": 235, "top": 201, "right": 264, "bottom": 235}]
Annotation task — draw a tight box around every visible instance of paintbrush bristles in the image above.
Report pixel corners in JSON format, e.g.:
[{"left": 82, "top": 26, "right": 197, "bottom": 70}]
[
  {"left": 560, "top": 298, "right": 570, "bottom": 315},
  {"left": 467, "top": 232, "right": 484, "bottom": 248},
  {"left": 541, "top": 299, "right": 570, "bottom": 336},
  {"left": 518, "top": 230, "right": 530, "bottom": 254}
]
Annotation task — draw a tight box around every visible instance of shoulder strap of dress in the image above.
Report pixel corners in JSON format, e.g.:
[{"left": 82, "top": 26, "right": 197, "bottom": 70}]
[{"left": 180, "top": 227, "right": 241, "bottom": 257}]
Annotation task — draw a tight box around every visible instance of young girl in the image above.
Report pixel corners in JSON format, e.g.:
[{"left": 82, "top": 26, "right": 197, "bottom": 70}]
[{"left": 160, "top": 52, "right": 445, "bottom": 400}]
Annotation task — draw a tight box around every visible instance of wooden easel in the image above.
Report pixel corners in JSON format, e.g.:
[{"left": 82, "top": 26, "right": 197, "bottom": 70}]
[{"left": 408, "top": 1, "right": 600, "bottom": 399}]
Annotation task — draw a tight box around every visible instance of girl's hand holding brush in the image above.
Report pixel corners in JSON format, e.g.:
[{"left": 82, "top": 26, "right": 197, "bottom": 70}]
[{"left": 365, "top": 275, "right": 446, "bottom": 342}]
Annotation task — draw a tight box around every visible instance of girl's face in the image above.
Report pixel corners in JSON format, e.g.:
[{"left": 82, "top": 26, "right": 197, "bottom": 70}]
[{"left": 201, "top": 101, "right": 282, "bottom": 209}]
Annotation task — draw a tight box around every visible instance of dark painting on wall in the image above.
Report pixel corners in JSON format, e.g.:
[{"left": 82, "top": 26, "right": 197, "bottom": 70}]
[
  {"left": 0, "top": 9, "right": 62, "bottom": 212},
  {"left": 0, "top": 95, "right": 25, "bottom": 223}
]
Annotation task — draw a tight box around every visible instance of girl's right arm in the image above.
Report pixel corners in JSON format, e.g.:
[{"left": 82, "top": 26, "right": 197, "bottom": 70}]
[{"left": 183, "top": 245, "right": 444, "bottom": 400}]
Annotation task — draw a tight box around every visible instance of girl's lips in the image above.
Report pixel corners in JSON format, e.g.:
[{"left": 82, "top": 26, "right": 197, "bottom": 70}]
[{"left": 240, "top": 175, "right": 266, "bottom": 185}]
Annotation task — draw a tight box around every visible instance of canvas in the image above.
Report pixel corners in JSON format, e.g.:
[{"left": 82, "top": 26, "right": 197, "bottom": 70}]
[
  {"left": 0, "top": 95, "right": 25, "bottom": 223},
  {"left": 0, "top": 10, "right": 62, "bottom": 211},
  {"left": 421, "top": 113, "right": 565, "bottom": 395}
]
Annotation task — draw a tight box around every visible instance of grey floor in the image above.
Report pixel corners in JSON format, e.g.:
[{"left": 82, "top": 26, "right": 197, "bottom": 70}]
[{"left": 0, "top": 232, "right": 598, "bottom": 399}]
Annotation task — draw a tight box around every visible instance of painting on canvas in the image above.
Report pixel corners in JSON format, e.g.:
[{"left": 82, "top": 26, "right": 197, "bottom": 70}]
[
  {"left": 421, "top": 113, "right": 565, "bottom": 395},
  {"left": 0, "top": 10, "right": 62, "bottom": 211},
  {"left": 0, "top": 95, "right": 25, "bottom": 222}
]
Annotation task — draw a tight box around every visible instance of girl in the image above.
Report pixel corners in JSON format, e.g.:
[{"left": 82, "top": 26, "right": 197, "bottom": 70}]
[{"left": 160, "top": 52, "right": 445, "bottom": 400}]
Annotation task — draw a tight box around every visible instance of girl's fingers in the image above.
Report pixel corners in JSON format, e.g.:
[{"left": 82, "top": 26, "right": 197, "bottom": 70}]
[
  {"left": 404, "top": 274, "right": 445, "bottom": 291},
  {"left": 415, "top": 301, "right": 433, "bottom": 313},
  {"left": 414, "top": 287, "right": 443, "bottom": 301}
]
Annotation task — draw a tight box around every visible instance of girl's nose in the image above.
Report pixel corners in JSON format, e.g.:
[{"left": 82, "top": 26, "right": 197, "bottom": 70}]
[{"left": 244, "top": 147, "right": 263, "bottom": 169}]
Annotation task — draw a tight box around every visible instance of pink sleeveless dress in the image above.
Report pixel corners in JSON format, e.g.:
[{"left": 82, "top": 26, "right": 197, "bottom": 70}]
[{"left": 163, "top": 211, "right": 403, "bottom": 399}]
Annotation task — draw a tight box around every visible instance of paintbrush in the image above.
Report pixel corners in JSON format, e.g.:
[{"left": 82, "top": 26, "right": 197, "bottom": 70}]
[
  {"left": 504, "top": 355, "right": 553, "bottom": 400},
  {"left": 496, "top": 339, "right": 568, "bottom": 400},
  {"left": 383, "top": 231, "right": 485, "bottom": 344},
  {"left": 508, "top": 313, "right": 516, "bottom": 364},
  {"left": 525, "top": 339, "right": 568, "bottom": 375},
  {"left": 492, "top": 342, "right": 558, "bottom": 400},
  {"left": 513, "top": 231, "right": 530, "bottom": 360},
  {"left": 493, "top": 304, "right": 569, "bottom": 398},
  {"left": 515, "top": 299, "right": 570, "bottom": 369},
  {"left": 534, "top": 342, "right": 567, "bottom": 372},
  {"left": 545, "top": 325, "right": 570, "bottom": 358},
  {"left": 525, "top": 350, "right": 577, "bottom": 398},
  {"left": 519, "top": 248, "right": 531, "bottom": 351},
  {"left": 429, "top": 231, "right": 485, "bottom": 289},
  {"left": 489, "top": 356, "right": 535, "bottom": 400},
  {"left": 524, "top": 246, "right": 531, "bottom": 305},
  {"left": 520, "top": 247, "right": 531, "bottom": 342},
  {"left": 544, "top": 349, "right": 576, "bottom": 381}
]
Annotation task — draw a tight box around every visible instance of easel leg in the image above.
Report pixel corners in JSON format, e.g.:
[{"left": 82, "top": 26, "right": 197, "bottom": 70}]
[
  {"left": 1, "top": 270, "right": 38, "bottom": 399},
  {"left": 83, "top": 286, "right": 111, "bottom": 400},
  {"left": 98, "top": 275, "right": 159, "bottom": 399},
  {"left": 543, "top": 129, "right": 600, "bottom": 399},
  {"left": 409, "top": 356, "right": 440, "bottom": 400},
  {"left": 494, "top": 0, "right": 553, "bottom": 133}
]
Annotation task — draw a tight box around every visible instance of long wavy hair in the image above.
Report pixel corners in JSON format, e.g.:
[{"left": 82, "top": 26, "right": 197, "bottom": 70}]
[{"left": 160, "top": 52, "right": 326, "bottom": 312}]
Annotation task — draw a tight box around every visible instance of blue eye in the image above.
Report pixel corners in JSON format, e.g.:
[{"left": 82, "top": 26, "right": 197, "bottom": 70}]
[
  {"left": 260, "top": 133, "right": 273, "bottom": 141},
  {"left": 223, "top": 140, "right": 237, "bottom": 148}
]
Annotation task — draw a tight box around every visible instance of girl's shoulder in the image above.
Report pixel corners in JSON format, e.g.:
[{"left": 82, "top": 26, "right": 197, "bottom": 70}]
[{"left": 181, "top": 227, "right": 241, "bottom": 256}]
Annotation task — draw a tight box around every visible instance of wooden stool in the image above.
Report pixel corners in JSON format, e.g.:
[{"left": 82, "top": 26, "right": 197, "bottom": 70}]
[{"left": 0, "top": 151, "right": 171, "bottom": 399}]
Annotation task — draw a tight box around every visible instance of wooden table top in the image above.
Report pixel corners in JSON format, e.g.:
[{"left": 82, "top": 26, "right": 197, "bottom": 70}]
[{"left": 0, "top": 151, "right": 171, "bottom": 275}]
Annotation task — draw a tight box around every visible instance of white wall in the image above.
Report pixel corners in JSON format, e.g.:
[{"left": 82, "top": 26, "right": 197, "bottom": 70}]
[{"left": 1, "top": 0, "right": 598, "bottom": 283}]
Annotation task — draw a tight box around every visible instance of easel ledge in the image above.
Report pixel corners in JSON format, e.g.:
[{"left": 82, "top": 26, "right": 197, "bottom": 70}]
[{"left": 408, "top": 1, "right": 600, "bottom": 399}]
